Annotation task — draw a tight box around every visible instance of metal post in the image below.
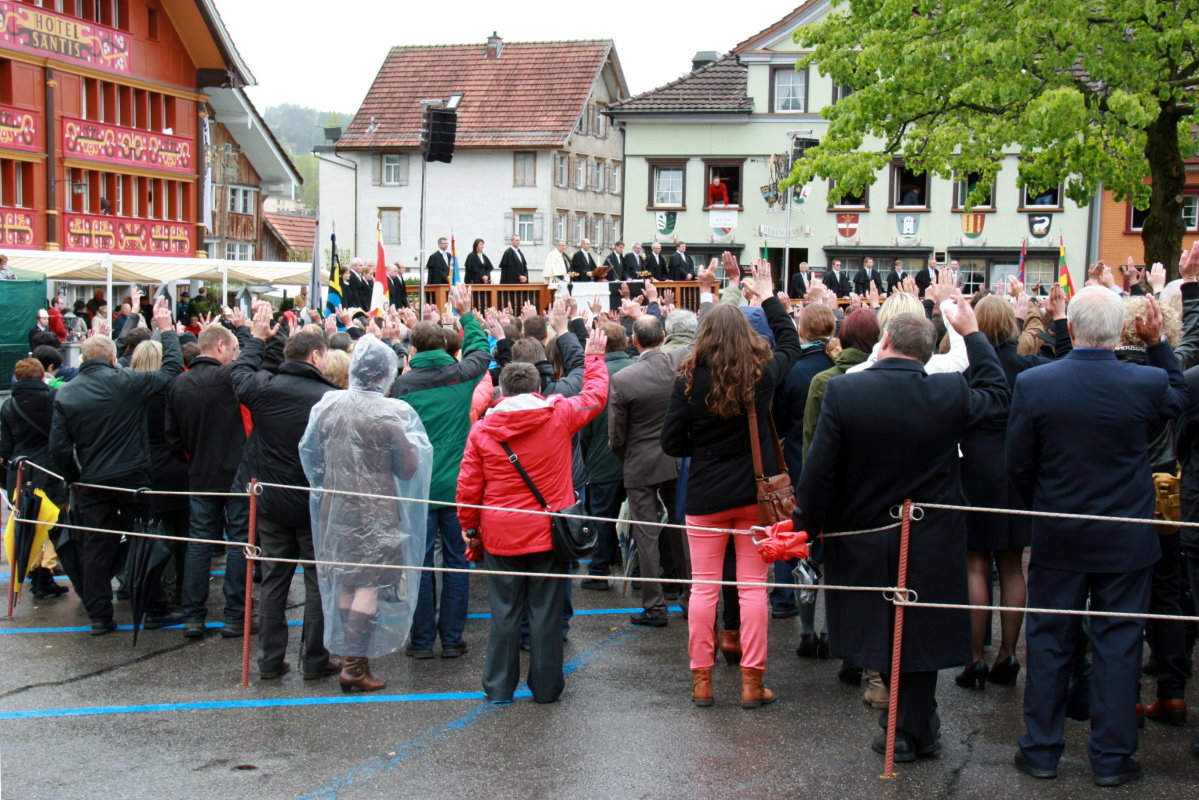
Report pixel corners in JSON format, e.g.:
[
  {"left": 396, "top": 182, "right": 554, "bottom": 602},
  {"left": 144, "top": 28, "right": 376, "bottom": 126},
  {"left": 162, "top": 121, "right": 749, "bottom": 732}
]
[
  {"left": 103, "top": 253, "right": 112, "bottom": 333},
  {"left": 221, "top": 261, "right": 229, "bottom": 311},
  {"left": 882, "top": 498, "right": 914, "bottom": 779},
  {"left": 6, "top": 462, "right": 25, "bottom": 618},
  {"left": 239, "top": 479, "right": 259, "bottom": 688},
  {"left": 419, "top": 154, "right": 428, "bottom": 312}
]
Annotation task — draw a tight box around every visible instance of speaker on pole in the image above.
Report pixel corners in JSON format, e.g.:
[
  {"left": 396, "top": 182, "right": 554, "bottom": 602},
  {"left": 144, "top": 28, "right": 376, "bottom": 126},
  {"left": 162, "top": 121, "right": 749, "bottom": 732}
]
[{"left": 421, "top": 106, "right": 458, "bottom": 163}]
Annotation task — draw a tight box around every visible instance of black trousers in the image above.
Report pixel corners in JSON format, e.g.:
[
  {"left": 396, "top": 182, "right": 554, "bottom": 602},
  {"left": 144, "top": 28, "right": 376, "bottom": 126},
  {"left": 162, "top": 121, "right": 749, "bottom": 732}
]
[
  {"left": 585, "top": 480, "right": 624, "bottom": 576},
  {"left": 75, "top": 485, "right": 167, "bottom": 623},
  {"left": 1146, "top": 533, "right": 1191, "bottom": 699},
  {"left": 256, "top": 516, "right": 328, "bottom": 673},
  {"left": 483, "top": 550, "right": 567, "bottom": 703},
  {"left": 877, "top": 671, "right": 940, "bottom": 747}
]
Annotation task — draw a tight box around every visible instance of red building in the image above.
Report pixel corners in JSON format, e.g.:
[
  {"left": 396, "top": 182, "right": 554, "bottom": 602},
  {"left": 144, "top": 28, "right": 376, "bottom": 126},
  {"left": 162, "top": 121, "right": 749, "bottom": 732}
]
[{"left": 0, "top": 0, "right": 255, "bottom": 256}]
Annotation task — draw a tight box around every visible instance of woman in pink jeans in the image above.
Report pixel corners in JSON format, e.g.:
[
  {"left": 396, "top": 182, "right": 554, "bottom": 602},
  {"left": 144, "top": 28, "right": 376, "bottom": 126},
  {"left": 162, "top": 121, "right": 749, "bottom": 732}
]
[{"left": 661, "top": 258, "right": 802, "bottom": 707}]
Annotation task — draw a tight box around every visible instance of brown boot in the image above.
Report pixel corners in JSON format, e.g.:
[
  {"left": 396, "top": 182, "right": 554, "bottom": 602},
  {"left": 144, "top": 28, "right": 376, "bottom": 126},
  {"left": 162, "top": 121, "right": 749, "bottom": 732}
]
[
  {"left": 719, "top": 630, "right": 742, "bottom": 665},
  {"left": 741, "top": 667, "right": 775, "bottom": 709},
  {"left": 863, "top": 670, "right": 889, "bottom": 710},
  {"left": 339, "top": 656, "right": 386, "bottom": 693},
  {"left": 691, "top": 667, "right": 713, "bottom": 706}
]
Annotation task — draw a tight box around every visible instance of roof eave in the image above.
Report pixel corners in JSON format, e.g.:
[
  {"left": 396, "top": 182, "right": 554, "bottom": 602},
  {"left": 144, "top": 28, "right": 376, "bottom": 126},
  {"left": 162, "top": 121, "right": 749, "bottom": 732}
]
[{"left": 194, "top": 0, "right": 256, "bottom": 87}]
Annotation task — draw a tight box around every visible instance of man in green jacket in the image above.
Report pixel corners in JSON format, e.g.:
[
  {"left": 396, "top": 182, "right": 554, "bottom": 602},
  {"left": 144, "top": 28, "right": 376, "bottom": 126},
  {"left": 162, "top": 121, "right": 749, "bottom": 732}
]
[{"left": 391, "top": 284, "right": 489, "bottom": 658}]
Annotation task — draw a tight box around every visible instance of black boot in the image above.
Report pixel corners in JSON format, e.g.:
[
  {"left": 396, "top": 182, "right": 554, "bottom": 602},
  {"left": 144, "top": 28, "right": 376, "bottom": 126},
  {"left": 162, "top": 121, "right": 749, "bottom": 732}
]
[{"left": 30, "top": 567, "right": 68, "bottom": 599}]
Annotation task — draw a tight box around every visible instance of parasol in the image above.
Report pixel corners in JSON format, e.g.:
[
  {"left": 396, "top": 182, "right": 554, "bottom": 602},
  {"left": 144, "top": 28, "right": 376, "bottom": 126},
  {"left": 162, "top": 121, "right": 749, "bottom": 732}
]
[{"left": 125, "top": 515, "right": 172, "bottom": 645}]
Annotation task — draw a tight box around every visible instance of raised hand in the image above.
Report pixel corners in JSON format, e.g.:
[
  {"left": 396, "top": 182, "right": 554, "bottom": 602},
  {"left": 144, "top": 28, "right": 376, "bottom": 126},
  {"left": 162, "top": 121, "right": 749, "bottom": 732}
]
[
  {"left": 1007, "top": 275, "right": 1023, "bottom": 298},
  {"left": 450, "top": 282, "right": 473, "bottom": 315},
  {"left": 621, "top": 299, "right": 644, "bottom": 320},
  {"left": 584, "top": 326, "right": 607, "bottom": 356},
  {"left": 805, "top": 275, "right": 826, "bottom": 303},
  {"left": 251, "top": 305, "right": 280, "bottom": 341},
  {"left": 1134, "top": 294, "right": 1164, "bottom": 345},
  {"left": 399, "top": 306, "right": 418, "bottom": 329},
  {"left": 697, "top": 261, "right": 718, "bottom": 292},
  {"left": 847, "top": 292, "right": 862, "bottom": 312},
  {"left": 661, "top": 287, "right": 675, "bottom": 306},
  {"left": 642, "top": 279, "right": 658, "bottom": 304},
  {"left": 943, "top": 290, "right": 980, "bottom": 336},
  {"left": 588, "top": 297, "right": 603, "bottom": 316},
  {"left": 1014, "top": 292, "right": 1030, "bottom": 321},
  {"left": 721, "top": 251, "right": 741, "bottom": 283},
  {"left": 548, "top": 300, "right": 569, "bottom": 335},
  {"left": 422, "top": 303, "right": 439, "bottom": 322},
  {"left": 1047, "top": 282, "right": 1067, "bottom": 320},
  {"left": 866, "top": 284, "right": 881, "bottom": 308},
  {"left": 483, "top": 308, "right": 506, "bottom": 339},
  {"left": 1179, "top": 241, "right": 1199, "bottom": 283},
  {"left": 152, "top": 295, "right": 173, "bottom": 332},
  {"left": 900, "top": 275, "right": 919, "bottom": 296},
  {"left": 1148, "top": 262, "right": 1167, "bottom": 294},
  {"left": 324, "top": 312, "right": 337, "bottom": 336},
  {"left": 521, "top": 301, "right": 537, "bottom": 320},
  {"left": 619, "top": 282, "right": 631, "bottom": 300}
]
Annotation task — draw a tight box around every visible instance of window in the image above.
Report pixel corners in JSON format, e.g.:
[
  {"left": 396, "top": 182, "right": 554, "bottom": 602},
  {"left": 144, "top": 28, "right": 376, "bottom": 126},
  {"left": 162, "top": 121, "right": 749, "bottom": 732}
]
[
  {"left": 828, "top": 181, "right": 868, "bottom": 209},
  {"left": 555, "top": 211, "right": 567, "bottom": 242},
  {"left": 890, "top": 162, "right": 928, "bottom": 209},
  {"left": 704, "top": 160, "right": 744, "bottom": 208},
  {"left": 575, "top": 157, "right": 587, "bottom": 190},
  {"left": 611, "top": 216, "right": 621, "bottom": 245},
  {"left": 970, "top": 257, "right": 1057, "bottom": 296},
  {"left": 507, "top": 209, "right": 542, "bottom": 244},
  {"left": 383, "top": 154, "right": 409, "bottom": 186},
  {"left": 228, "top": 186, "right": 255, "bottom": 215},
  {"left": 225, "top": 242, "right": 253, "bottom": 261},
  {"left": 595, "top": 106, "right": 606, "bottom": 139},
  {"left": 833, "top": 84, "right": 855, "bottom": 103},
  {"left": 556, "top": 153, "right": 569, "bottom": 187},
  {"left": 1129, "top": 196, "right": 1199, "bottom": 233},
  {"left": 514, "top": 152, "right": 536, "bottom": 187},
  {"left": 1022, "top": 184, "right": 1062, "bottom": 209},
  {"left": 147, "top": 7, "right": 159, "bottom": 41},
  {"left": 379, "top": 208, "right": 401, "bottom": 244},
  {"left": 568, "top": 213, "right": 581, "bottom": 244},
  {"left": 610, "top": 161, "right": 622, "bottom": 194},
  {"left": 585, "top": 215, "right": 599, "bottom": 243},
  {"left": 649, "top": 160, "right": 686, "bottom": 208},
  {"left": 516, "top": 211, "right": 535, "bottom": 241},
  {"left": 773, "top": 68, "right": 808, "bottom": 112},
  {"left": 592, "top": 159, "right": 605, "bottom": 192},
  {"left": 954, "top": 172, "right": 995, "bottom": 210}
]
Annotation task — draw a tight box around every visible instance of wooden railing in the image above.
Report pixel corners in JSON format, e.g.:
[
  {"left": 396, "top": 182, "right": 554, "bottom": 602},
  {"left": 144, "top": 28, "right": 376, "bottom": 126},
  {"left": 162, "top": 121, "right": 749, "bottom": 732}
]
[{"left": 417, "top": 281, "right": 704, "bottom": 312}]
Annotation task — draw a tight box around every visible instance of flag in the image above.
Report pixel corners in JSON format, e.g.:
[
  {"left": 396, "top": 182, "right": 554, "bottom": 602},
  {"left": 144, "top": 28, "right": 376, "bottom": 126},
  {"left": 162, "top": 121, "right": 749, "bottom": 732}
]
[
  {"left": 1016, "top": 238, "right": 1026, "bottom": 284},
  {"left": 1057, "top": 236, "right": 1075, "bottom": 297},
  {"left": 326, "top": 229, "right": 342, "bottom": 315},
  {"left": 370, "top": 219, "right": 389, "bottom": 315},
  {"left": 307, "top": 222, "right": 323, "bottom": 314},
  {"left": 450, "top": 233, "right": 461, "bottom": 285}
]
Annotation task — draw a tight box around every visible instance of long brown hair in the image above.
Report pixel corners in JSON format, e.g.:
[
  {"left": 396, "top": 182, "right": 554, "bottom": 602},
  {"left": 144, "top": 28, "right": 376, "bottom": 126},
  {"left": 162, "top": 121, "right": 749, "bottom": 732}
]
[{"left": 679, "top": 304, "right": 773, "bottom": 419}]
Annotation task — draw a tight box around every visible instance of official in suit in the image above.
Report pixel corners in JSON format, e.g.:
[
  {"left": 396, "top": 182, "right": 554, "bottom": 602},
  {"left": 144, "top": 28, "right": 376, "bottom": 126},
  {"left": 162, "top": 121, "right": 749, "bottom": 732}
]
[
  {"left": 609, "top": 315, "right": 686, "bottom": 617},
  {"left": 543, "top": 240, "right": 571, "bottom": 290},
  {"left": 886, "top": 259, "right": 908, "bottom": 294},
  {"left": 426, "top": 238, "right": 452, "bottom": 285},
  {"left": 345, "top": 259, "right": 371, "bottom": 309},
  {"left": 788, "top": 263, "right": 810, "bottom": 300},
  {"left": 387, "top": 263, "right": 409, "bottom": 309},
  {"left": 915, "top": 262, "right": 938, "bottom": 297},
  {"left": 646, "top": 242, "right": 669, "bottom": 281},
  {"left": 498, "top": 235, "right": 528, "bottom": 284},
  {"left": 570, "top": 238, "right": 597, "bottom": 282},
  {"left": 853, "top": 257, "right": 885, "bottom": 295},
  {"left": 824, "top": 260, "right": 851, "bottom": 298},
  {"left": 602, "top": 242, "right": 627, "bottom": 282},
  {"left": 624, "top": 242, "right": 649, "bottom": 279},
  {"left": 796, "top": 303, "right": 1010, "bottom": 761},
  {"left": 668, "top": 243, "right": 694, "bottom": 281},
  {"left": 1008, "top": 288, "right": 1189, "bottom": 786},
  {"left": 463, "top": 239, "right": 493, "bottom": 284}
]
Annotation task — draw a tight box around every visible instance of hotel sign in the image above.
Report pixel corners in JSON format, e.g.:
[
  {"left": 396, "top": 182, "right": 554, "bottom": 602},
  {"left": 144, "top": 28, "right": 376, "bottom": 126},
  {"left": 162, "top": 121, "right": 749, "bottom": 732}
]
[
  {"left": 0, "top": 103, "right": 39, "bottom": 152},
  {"left": 0, "top": 205, "right": 36, "bottom": 248},
  {"left": 64, "top": 212, "right": 192, "bottom": 254},
  {"left": 63, "top": 117, "right": 193, "bottom": 175},
  {"left": 0, "top": 2, "right": 132, "bottom": 75}
]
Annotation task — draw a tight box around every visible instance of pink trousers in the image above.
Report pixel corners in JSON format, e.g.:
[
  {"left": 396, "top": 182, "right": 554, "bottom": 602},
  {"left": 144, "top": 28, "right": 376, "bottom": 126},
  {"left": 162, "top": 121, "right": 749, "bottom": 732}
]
[{"left": 686, "top": 505, "right": 768, "bottom": 670}]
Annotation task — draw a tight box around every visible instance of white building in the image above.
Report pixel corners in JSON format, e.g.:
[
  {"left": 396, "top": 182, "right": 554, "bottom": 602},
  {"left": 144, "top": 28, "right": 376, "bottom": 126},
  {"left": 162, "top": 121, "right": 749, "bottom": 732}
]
[{"left": 318, "top": 34, "right": 628, "bottom": 279}]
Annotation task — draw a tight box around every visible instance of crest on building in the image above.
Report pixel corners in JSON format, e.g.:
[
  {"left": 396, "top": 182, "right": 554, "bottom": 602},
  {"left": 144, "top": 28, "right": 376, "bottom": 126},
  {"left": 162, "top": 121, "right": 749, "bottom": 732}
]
[
  {"left": 836, "top": 213, "right": 859, "bottom": 238},
  {"left": 1028, "top": 213, "right": 1052, "bottom": 238},
  {"left": 896, "top": 214, "right": 920, "bottom": 237},
  {"left": 961, "top": 213, "right": 986, "bottom": 239},
  {"left": 655, "top": 211, "right": 676, "bottom": 236}
]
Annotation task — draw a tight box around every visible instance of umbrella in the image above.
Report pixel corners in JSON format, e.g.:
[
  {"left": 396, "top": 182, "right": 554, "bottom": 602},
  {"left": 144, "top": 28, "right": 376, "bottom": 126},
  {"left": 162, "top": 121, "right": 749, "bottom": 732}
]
[
  {"left": 752, "top": 519, "right": 809, "bottom": 564},
  {"left": 4, "top": 485, "right": 60, "bottom": 605},
  {"left": 125, "top": 516, "right": 172, "bottom": 645},
  {"left": 50, "top": 486, "right": 85, "bottom": 594}
]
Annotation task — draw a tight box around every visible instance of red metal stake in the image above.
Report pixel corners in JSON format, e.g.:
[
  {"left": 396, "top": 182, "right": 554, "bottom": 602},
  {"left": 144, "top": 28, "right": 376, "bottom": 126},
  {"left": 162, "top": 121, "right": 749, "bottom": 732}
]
[
  {"left": 6, "top": 462, "right": 26, "bottom": 619},
  {"left": 239, "top": 479, "right": 258, "bottom": 688},
  {"left": 882, "top": 499, "right": 914, "bottom": 779}
]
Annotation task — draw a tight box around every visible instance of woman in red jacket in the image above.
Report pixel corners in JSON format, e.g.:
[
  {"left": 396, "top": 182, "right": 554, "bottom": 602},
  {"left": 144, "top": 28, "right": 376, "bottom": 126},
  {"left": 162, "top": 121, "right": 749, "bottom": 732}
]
[{"left": 458, "top": 327, "right": 609, "bottom": 704}]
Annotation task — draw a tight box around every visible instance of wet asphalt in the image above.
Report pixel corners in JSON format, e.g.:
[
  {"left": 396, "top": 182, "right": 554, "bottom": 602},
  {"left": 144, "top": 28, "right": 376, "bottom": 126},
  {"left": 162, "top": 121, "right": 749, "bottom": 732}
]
[{"left": 1, "top": 561, "right": 1197, "bottom": 800}]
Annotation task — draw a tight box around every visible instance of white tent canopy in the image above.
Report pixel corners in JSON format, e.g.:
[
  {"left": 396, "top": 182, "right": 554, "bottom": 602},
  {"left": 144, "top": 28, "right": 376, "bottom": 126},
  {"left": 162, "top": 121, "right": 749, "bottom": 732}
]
[{"left": 8, "top": 249, "right": 313, "bottom": 286}]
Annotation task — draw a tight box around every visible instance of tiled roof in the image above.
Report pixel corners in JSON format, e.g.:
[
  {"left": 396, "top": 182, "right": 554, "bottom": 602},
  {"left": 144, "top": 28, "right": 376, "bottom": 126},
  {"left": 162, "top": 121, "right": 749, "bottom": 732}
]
[
  {"left": 607, "top": 56, "right": 750, "bottom": 114},
  {"left": 337, "top": 40, "right": 615, "bottom": 150},
  {"left": 731, "top": 1, "right": 823, "bottom": 54},
  {"left": 263, "top": 213, "right": 317, "bottom": 251}
]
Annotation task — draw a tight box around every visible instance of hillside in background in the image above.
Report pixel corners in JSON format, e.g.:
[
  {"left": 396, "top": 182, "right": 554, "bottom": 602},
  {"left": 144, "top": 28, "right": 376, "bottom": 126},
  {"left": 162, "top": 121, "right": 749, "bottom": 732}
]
[{"left": 262, "top": 104, "right": 352, "bottom": 209}]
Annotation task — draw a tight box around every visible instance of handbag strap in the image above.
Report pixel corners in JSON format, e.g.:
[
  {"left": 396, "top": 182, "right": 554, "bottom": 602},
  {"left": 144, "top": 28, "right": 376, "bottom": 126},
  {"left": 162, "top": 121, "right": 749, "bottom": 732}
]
[
  {"left": 6, "top": 396, "right": 50, "bottom": 439},
  {"left": 746, "top": 403, "right": 786, "bottom": 479},
  {"left": 500, "top": 442, "right": 550, "bottom": 510}
]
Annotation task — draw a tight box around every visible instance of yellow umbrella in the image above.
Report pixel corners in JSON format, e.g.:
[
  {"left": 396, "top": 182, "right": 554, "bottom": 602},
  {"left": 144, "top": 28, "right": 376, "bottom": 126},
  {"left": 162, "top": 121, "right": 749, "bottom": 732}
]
[{"left": 4, "top": 487, "right": 60, "bottom": 601}]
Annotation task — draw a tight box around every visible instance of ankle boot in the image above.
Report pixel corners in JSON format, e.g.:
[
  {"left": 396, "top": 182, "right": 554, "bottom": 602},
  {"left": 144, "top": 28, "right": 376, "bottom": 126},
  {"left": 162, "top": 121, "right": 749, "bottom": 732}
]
[
  {"left": 740, "top": 667, "right": 775, "bottom": 709},
  {"left": 339, "top": 656, "right": 386, "bottom": 693},
  {"left": 30, "top": 567, "right": 67, "bottom": 599},
  {"left": 691, "top": 667, "right": 713, "bottom": 706},
  {"left": 719, "top": 630, "right": 742, "bottom": 665}
]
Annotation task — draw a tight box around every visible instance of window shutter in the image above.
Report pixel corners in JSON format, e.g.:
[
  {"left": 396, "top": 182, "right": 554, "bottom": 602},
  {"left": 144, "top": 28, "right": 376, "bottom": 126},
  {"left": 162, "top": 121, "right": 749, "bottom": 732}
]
[
  {"left": 533, "top": 212, "right": 544, "bottom": 244},
  {"left": 399, "top": 154, "right": 410, "bottom": 185},
  {"left": 371, "top": 154, "right": 381, "bottom": 186},
  {"left": 503, "top": 211, "right": 513, "bottom": 237}
]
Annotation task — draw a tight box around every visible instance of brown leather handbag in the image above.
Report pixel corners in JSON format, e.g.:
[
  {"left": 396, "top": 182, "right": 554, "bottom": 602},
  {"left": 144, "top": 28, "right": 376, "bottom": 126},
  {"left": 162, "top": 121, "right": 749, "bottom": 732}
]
[{"left": 747, "top": 404, "right": 797, "bottom": 525}]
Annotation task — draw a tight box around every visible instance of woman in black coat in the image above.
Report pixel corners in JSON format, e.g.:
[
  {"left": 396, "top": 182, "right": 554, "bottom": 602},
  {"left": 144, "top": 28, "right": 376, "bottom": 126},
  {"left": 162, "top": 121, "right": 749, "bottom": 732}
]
[
  {"left": 463, "top": 238, "right": 493, "bottom": 284},
  {"left": 661, "top": 259, "right": 802, "bottom": 709},
  {"left": 957, "top": 293, "right": 1068, "bottom": 689}
]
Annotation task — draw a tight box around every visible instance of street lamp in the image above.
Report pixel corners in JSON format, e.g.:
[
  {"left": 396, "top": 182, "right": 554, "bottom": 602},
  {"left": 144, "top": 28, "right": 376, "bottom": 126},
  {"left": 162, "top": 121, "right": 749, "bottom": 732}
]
[{"left": 783, "top": 129, "right": 814, "bottom": 289}]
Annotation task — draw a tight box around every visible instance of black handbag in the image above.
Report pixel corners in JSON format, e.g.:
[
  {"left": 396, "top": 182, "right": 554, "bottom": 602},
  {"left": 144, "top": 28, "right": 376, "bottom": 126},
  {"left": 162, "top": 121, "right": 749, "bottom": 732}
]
[{"left": 501, "top": 442, "right": 595, "bottom": 560}]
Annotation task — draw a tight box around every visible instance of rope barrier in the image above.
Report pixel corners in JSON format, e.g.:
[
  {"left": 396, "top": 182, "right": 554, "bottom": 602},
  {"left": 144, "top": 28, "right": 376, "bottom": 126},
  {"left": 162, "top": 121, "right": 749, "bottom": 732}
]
[
  {"left": 893, "top": 597, "right": 1199, "bottom": 624},
  {"left": 912, "top": 500, "right": 1199, "bottom": 528},
  {"left": 8, "top": 517, "right": 251, "bottom": 550},
  {"left": 19, "top": 461, "right": 247, "bottom": 498}
]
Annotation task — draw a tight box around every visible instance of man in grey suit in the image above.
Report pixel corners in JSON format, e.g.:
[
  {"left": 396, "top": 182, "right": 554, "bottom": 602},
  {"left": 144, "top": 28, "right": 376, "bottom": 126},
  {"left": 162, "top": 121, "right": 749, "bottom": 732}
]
[{"left": 608, "top": 313, "right": 688, "bottom": 626}]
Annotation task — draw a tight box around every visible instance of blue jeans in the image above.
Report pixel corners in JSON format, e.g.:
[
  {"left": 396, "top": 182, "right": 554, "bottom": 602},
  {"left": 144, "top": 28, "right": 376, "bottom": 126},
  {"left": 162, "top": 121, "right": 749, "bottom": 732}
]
[
  {"left": 769, "top": 558, "right": 799, "bottom": 613},
  {"left": 182, "top": 494, "right": 249, "bottom": 623},
  {"left": 410, "top": 507, "right": 468, "bottom": 648}
]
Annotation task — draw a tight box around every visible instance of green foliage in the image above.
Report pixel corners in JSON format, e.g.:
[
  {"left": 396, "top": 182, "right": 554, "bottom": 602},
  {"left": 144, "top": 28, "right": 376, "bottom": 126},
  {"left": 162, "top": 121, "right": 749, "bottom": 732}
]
[
  {"left": 790, "top": 0, "right": 1199, "bottom": 213},
  {"left": 262, "top": 105, "right": 352, "bottom": 212}
]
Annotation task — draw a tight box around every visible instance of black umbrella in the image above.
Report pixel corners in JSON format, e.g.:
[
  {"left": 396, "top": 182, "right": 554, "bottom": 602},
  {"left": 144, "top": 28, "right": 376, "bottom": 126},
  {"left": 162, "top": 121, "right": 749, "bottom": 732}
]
[
  {"left": 50, "top": 485, "right": 85, "bottom": 595},
  {"left": 6, "top": 484, "right": 41, "bottom": 605},
  {"left": 125, "top": 516, "right": 171, "bottom": 645}
]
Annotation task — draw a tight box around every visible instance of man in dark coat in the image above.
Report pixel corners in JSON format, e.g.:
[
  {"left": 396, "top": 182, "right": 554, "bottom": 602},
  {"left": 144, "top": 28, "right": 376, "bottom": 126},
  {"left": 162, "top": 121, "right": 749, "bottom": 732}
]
[
  {"left": 886, "top": 259, "right": 909, "bottom": 294},
  {"left": 788, "top": 262, "right": 811, "bottom": 300},
  {"left": 646, "top": 242, "right": 669, "bottom": 281},
  {"left": 853, "top": 257, "right": 885, "bottom": 295},
  {"left": 498, "top": 235, "right": 528, "bottom": 284},
  {"left": 915, "top": 260, "right": 938, "bottom": 298},
  {"left": 1008, "top": 288, "right": 1189, "bottom": 786},
  {"left": 668, "top": 243, "right": 694, "bottom": 281},
  {"left": 601, "top": 241, "right": 626, "bottom": 282},
  {"left": 230, "top": 310, "right": 341, "bottom": 681},
  {"left": 823, "top": 259, "right": 851, "bottom": 298},
  {"left": 796, "top": 299, "right": 1009, "bottom": 761},
  {"left": 426, "top": 238, "right": 452, "bottom": 285},
  {"left": 388, "top": 263, "right": 409, "bottom": 309},
  {"left": 49, "top": 297, "right": 185, "bottom": 635},
  {"left": 570, "top": 238, "right": 597, "bottom": 282},
  {"left": 624, "top": 242, "right": 648, "bottom": 279}
]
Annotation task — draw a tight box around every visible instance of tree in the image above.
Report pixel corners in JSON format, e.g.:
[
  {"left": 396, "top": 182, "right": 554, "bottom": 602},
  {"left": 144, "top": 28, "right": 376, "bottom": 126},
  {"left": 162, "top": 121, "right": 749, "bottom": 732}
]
[{"left": 790, "top": 0, "right": 1199, "bottom": 275}]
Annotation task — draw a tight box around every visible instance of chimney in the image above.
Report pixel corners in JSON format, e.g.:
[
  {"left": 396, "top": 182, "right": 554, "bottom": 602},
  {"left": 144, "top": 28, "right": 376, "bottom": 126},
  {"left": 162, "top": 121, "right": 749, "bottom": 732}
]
[
  {"left": 691, "top": 50, "right": 719, "bottom": 72},
  {"left": 486, "top": 32, "right": 503, "bottom": 59}
]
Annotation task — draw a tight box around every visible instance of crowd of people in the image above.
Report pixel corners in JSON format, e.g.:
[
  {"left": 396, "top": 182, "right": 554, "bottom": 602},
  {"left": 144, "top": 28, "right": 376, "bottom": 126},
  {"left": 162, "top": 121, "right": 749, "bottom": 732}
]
[{"left": 4, "top": 245, "right": 1199, "bottom": 787}]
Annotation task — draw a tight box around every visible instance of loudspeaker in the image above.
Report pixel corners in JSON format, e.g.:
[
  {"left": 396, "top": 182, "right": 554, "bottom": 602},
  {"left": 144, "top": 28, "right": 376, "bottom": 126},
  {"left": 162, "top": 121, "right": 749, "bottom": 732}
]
[{"left": 421, "top": 107, "right": 458, "bottom": 163}]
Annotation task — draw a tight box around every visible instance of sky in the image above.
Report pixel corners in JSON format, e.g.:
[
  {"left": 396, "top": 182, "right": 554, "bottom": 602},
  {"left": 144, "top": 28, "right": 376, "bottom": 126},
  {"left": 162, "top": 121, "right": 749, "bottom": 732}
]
[{"left": 213, "top": 0, "right": 792, "bottom": 115}]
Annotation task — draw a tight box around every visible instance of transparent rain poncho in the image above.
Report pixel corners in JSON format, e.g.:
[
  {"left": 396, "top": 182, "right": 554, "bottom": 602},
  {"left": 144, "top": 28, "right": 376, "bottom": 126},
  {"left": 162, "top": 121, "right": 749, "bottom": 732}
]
[{"left": 299, "top": 335, "right": 432, "bottom": 658}]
